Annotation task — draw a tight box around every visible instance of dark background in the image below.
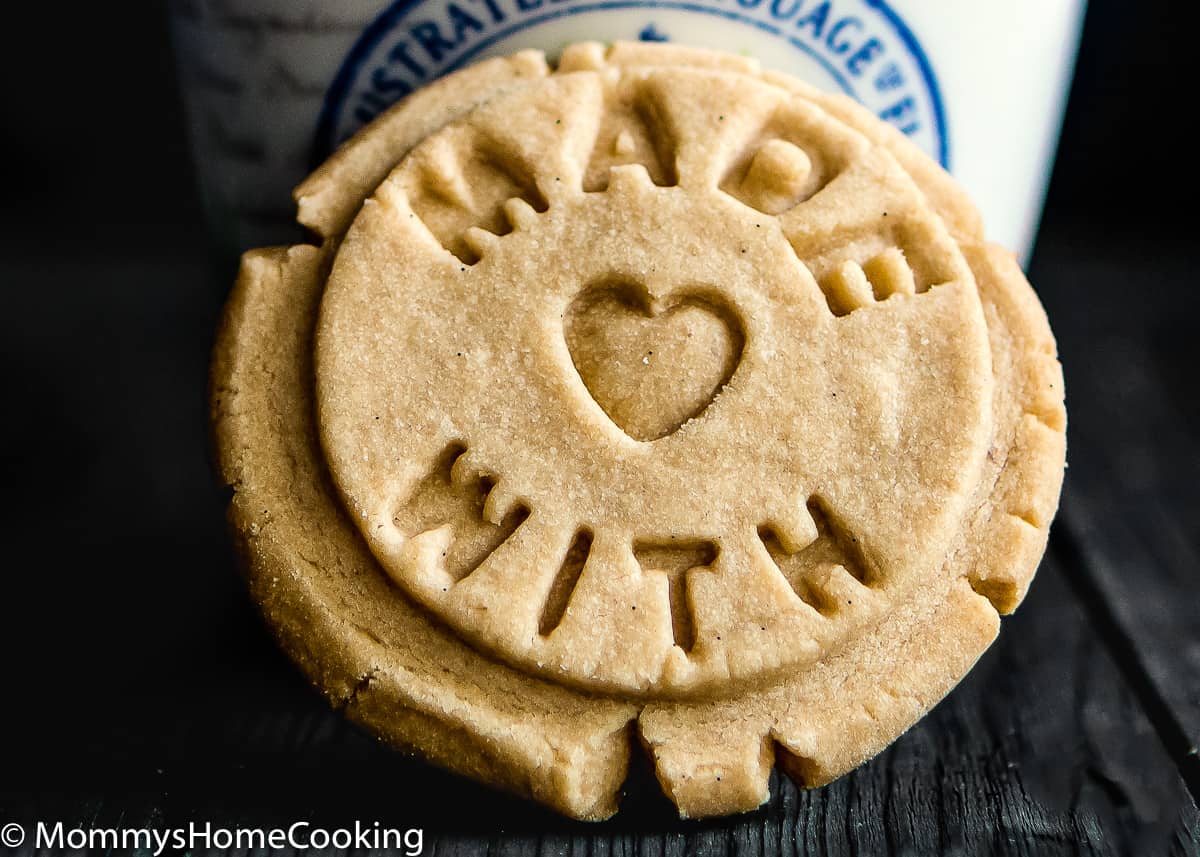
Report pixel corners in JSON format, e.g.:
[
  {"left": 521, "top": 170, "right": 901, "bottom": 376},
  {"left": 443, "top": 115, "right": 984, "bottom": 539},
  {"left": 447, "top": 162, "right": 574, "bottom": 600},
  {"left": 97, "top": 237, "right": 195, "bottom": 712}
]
[{"left": 0, "top": 2, "right": 1197, "bottom": 854}]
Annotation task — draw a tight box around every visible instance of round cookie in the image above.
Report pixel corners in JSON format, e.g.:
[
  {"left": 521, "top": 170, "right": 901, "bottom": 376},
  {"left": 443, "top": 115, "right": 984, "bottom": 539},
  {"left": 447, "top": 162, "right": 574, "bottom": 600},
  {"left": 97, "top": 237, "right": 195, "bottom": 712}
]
[
  {"left": 317, "top": 66, "right": 991, "bottom": 697},
  {"left": 211, "top": 43, "right": 1065, "bottom": 819}
]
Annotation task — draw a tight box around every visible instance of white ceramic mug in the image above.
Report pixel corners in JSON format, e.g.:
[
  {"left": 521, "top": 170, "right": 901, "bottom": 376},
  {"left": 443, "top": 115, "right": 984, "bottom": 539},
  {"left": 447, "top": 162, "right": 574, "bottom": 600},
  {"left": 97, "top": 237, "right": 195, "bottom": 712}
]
[{"left": 171, "top": 0, "right": 1084, "bottom": 262}]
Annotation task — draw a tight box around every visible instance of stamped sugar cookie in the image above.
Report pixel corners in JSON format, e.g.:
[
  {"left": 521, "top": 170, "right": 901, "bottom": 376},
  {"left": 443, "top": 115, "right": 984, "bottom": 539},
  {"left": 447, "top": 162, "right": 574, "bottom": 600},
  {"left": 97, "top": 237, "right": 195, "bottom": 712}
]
[{"left": 211, "top": 43, "right": 1065, "bottom": 819}]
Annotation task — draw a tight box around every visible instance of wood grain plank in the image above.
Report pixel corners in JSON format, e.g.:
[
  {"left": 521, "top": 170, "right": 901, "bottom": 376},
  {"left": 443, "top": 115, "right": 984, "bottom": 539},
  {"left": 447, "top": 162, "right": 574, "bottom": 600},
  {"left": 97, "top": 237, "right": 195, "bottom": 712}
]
[{"left": 1029, "top": 227, "right": 1200, "bottom": 772}]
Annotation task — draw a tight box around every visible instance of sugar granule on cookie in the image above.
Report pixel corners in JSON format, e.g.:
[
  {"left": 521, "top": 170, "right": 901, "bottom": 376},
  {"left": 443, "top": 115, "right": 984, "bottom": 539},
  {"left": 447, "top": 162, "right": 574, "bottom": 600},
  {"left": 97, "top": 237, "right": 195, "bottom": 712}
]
[{"left": 211, "top": 42, "right": 1065, "bottom": 820}]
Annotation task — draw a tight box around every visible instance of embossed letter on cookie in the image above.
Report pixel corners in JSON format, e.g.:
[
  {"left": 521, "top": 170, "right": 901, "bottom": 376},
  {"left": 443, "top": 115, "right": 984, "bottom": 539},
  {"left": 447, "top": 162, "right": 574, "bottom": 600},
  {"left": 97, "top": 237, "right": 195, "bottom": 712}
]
[{"left": 314, "top": 67, "right": 995, "bottom": 697}]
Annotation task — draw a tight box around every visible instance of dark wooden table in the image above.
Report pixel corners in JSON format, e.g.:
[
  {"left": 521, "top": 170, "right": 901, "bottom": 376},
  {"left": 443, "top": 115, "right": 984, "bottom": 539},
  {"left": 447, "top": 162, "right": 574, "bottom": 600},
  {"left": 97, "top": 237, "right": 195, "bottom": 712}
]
[{"left": 0, "top": 219, "right": 1196, "bottom": 856}]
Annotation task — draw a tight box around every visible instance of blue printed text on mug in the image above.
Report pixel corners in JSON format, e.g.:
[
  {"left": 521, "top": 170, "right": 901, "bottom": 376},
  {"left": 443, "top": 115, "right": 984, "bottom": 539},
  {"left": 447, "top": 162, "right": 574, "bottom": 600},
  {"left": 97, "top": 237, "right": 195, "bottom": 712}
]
[{"left": 317, "top": 0, "right": 948, "bottom": 167}]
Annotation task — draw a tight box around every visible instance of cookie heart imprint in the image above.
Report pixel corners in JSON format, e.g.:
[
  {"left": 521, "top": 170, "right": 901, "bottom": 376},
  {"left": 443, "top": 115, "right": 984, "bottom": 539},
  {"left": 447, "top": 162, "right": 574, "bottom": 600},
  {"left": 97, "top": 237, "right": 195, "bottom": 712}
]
[{"left": 564, "top": 283, "right": 744, "bottom": 441}]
